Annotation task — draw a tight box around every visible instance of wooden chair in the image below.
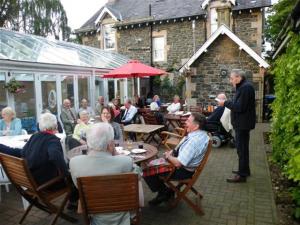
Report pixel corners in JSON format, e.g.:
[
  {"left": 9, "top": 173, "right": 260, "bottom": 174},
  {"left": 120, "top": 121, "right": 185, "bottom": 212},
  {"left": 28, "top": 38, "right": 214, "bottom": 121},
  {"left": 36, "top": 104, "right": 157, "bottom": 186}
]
[
  {"left": 159, "top": 140, "right": 212, "bottom": 215},
  {"left": 160, "top": 128, "right": 186, "bottom": 151},
  {"left": 77, "top": 173, "right": 140, "bottom": 225},
  {"left": 179, "top": 115, "right": 189, "bottom": 128},
  {"left": 0, "top": 153, "right": 77, "bottom": 225},
  {"left": 189, "top": 106, "right": 202, "bottom": 113},
  {"left": 143, "top": 112, "right": 159, "bottom": 125}
]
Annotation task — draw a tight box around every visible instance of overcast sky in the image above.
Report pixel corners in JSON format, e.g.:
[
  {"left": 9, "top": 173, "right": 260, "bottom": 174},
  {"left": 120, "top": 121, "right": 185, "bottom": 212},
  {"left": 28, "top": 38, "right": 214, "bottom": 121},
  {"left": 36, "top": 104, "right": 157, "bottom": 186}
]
[
  {"left": 60, "top": 0, "right": 108, "bottom": 30},
  {"left": 61, "top": 0, "right": 279, "bottom": 31}
]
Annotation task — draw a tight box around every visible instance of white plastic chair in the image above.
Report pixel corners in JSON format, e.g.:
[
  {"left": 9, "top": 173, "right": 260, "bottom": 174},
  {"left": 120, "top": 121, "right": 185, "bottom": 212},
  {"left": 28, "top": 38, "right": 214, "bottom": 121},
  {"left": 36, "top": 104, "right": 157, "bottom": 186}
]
[
  {"left": 21, "top": 129, "right": 28, "bottom": 135},
  {"left": 0, "top": 164, "right": 11, "bottom": 202}
]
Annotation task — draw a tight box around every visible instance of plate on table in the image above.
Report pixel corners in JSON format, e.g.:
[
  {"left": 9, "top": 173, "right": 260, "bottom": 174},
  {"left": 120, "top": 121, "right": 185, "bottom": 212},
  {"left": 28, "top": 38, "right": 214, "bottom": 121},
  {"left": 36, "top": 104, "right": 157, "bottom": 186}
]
[
  {"left": 131, "top": 149, "right": 147, "bottom": 154},
  {"left": 118, "top": 150, "right": 131, "bottom": 155}
]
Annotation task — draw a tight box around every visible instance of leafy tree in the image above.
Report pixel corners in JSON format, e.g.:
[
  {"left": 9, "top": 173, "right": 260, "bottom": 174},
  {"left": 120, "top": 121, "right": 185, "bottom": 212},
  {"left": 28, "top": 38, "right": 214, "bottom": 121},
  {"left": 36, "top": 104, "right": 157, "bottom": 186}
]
[
  {"left": 0, "top": 0, "right": 70, "bottom": 40},
  {"left": 266, "top": 0, "right": 298, "bottom": 44}
]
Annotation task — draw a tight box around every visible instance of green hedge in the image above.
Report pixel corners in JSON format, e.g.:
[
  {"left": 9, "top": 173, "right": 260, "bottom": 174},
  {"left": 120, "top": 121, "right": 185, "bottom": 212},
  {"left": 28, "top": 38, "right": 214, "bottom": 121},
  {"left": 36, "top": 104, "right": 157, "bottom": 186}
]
[{"left": 271, "top": 33, "right": 300, "bottom": 218}]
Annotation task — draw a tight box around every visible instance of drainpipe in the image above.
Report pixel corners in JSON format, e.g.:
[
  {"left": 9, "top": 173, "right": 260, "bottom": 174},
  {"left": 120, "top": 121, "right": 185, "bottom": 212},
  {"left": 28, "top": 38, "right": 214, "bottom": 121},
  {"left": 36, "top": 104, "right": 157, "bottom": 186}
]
[{"left": 149, "top": 3, "right": 154, "bottom": 95}]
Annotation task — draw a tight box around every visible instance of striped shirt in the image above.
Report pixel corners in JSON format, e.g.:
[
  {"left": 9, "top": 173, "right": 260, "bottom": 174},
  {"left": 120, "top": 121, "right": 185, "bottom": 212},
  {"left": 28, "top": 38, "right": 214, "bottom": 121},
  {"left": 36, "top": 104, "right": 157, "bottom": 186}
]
[{"left": 177, "top": 130, "right": 209, "bottom": 171}]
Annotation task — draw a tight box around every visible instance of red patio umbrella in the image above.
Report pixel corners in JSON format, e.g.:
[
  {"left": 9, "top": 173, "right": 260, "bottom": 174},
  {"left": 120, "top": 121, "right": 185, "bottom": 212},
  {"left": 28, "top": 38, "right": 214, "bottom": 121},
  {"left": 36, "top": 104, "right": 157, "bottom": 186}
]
[{"left": 102, "top": 60, "right": 166, "bottom": 79}]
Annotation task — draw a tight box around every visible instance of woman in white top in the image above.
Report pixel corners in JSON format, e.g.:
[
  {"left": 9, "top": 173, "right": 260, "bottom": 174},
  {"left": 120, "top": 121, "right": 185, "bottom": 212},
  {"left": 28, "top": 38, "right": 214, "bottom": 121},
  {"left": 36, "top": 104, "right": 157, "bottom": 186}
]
[{"left": 167, "top": 95, "right": 181, "bottom": 114}]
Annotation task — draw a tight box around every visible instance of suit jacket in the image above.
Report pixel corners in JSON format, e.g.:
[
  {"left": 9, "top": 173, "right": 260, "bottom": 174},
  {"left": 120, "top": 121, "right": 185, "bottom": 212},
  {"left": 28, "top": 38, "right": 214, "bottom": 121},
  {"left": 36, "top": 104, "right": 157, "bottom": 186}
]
[
  {"left": 224, "top": 79, "right": 256, "bottom": 130},
  {"left": 60, "top": 107, "right": 77, "bottom": 135},
  {"left": 70, "top": 151, "right": 133, "bottom": 225}
]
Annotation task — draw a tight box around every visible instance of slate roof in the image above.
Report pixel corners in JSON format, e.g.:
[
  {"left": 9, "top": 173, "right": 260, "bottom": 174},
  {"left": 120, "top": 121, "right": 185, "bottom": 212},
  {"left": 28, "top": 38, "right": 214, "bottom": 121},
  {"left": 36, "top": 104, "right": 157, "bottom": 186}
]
[{"left": 76, "top": 0, "right": 272, "bottom": 33}]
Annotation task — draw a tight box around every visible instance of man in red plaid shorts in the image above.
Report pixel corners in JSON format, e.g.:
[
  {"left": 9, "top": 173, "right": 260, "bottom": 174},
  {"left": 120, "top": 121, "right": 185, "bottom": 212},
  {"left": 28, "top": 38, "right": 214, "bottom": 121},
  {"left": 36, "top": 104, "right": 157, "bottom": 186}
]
[{"left": 143, "top": 113, "right": 209, "bottom": 206}]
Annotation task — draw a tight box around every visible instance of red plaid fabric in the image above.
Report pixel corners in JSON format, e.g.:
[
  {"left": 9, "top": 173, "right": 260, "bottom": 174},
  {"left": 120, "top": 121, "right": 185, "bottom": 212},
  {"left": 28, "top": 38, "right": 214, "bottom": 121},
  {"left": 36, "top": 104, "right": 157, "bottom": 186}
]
[{"left": 142, "top": 164, "right": 173, "bottom": 177}]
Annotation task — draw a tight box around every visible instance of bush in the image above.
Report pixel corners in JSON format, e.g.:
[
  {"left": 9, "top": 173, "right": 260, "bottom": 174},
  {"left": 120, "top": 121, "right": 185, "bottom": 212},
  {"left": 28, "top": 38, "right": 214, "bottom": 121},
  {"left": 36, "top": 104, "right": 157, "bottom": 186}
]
[{"left": 271, "top": 33, "right": 300, "bottom": 218}]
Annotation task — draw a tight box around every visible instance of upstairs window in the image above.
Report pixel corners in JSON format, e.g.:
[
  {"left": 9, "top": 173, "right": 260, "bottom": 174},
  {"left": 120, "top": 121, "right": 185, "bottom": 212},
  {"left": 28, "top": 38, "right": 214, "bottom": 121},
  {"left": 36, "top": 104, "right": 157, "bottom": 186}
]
[
  {"left": 153, "top": 36, "right": 165, "bottom": 62},
  {"left": 103, "top": 24, "right": 116, "bottom": 50}
]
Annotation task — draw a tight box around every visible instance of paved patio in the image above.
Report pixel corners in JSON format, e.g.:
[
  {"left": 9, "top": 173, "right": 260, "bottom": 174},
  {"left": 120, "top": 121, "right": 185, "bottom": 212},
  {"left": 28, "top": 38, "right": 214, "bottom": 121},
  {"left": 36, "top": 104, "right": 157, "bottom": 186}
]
[{"left": 0, "top": 123, "right": 278, "bottom": 225}]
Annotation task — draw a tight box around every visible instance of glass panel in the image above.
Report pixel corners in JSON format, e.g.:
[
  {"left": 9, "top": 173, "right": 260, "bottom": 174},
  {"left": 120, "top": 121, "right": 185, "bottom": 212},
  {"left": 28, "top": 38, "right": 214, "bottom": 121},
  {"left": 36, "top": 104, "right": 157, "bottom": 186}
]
[
  {"left": 104, "top": 24, "right": 116, "bottom": 50},
  {"left": 0, "top": 73, "right": 6, "bottom": 111},
  {"left": 61, "top": 75, "right": 74, "bottom": 105},
  {"left": 127, "top": 78, "right": 133, "bottom": 100},
  {"left": 40, "top": 74, "right": 58, "bottom": 115},
  {"left": 78, "top": 75, "right": 90, "bottom": 102},
  {"left": 108, "top": 80, "right": 115, "bottom": 102},
  {"left": 13, "top": 73, "right": 37, "bottom": 133},
  {"left": 0, "top": 29, "right": 128, "bottom": 69}
]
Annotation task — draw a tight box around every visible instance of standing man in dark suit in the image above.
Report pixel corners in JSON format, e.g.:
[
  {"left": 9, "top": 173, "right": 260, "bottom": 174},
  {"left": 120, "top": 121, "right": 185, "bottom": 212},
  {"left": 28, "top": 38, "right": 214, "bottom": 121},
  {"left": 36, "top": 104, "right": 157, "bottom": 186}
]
[{"left": 220, "top": 69, "right": 256, "bottom": 183}]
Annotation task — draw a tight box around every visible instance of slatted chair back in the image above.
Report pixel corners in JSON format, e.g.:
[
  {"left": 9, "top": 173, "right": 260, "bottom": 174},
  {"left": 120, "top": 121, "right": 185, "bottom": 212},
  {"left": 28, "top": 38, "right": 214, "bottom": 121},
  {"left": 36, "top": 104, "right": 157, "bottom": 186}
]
[
  {"left": 179, "top": 115, "right": 189, "bottom": 128},
  {"left": 77, "top": 173, "right": 140, "bottom": 225},
  {"left": 160, "top": 140, "right": 212, "bottom": 215},
  {"left": 0, "top": 153, "right": 76, "bottom": 225},
  {"left": 189, "top": 106, "right": 202, "bottom": 113},
  {"left": 143, "top": 113, "right": 159, "bottom": 125}
]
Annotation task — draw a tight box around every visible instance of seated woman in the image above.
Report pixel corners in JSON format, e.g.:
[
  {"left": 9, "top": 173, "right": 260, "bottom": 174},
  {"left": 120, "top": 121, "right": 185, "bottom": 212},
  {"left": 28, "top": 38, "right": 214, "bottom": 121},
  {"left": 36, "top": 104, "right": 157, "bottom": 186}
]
[
  {"left": 69, "top": 110, "right": 92, "bottom": 149},
  {"left": 0, "top": 106, "right": 22, "bottom": 136},
  {"left": 150, "top": 95, "right": 160, "bottom": 111},
  {"left": 101, "top": 106, "right": 123, "bottom": 141},
  {"left": 167, "top": 95, "right": 181, "bottom": 114}
]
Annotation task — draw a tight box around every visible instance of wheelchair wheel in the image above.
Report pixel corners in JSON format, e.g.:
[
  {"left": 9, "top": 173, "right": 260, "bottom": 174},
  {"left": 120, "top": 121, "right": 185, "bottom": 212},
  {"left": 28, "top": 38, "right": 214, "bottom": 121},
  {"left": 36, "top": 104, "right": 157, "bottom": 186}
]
[{"left": 212, "top": 135, "right": 222, "bottom": 148}]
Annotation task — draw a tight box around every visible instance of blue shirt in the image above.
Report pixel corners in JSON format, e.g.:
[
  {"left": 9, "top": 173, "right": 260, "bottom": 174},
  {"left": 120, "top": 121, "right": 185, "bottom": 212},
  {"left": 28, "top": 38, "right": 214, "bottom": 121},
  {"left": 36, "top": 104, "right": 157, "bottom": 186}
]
[
  {"left": 0, "top": 118, "right": 22, "bottom": 136},
  {"left": 122, "top": 105, "right": 137, "bottom": 123},
  {"left": 177, "top": 130, "right": 209, "bottom": 171}
]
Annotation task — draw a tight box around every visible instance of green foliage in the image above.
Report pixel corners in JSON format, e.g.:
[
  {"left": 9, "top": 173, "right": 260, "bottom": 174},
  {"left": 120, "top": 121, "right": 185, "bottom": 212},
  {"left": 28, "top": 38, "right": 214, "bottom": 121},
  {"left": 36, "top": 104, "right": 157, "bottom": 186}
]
[
  {"left": 271, "top": 33, "right": 300, "bottom": 217},
  {"left": 4, "top": 78, "right": 25, "bottom": 93},
  {"left": 265, "top": 0, "right": 298, "bottom": 44},
  {"left": 0, "top": 0, "right": 70, "bottom": 40},
  {"left": 153, "top": 76, "right": 161, "bottom": 86},
  {"left": 159, "top": 76, "right": 185, "bottom": 100}
]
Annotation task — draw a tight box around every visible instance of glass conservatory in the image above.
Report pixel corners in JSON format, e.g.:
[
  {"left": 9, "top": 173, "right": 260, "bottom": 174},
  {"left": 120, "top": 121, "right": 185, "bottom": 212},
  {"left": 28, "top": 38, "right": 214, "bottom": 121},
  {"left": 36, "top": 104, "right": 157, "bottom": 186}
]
[{"left": 0, "top": 28, "right": 131, "bottom": 133}]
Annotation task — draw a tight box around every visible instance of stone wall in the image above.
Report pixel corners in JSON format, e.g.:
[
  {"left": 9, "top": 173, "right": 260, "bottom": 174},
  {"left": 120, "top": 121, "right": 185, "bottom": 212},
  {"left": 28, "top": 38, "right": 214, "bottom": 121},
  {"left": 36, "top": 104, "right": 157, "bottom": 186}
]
[
  {"left": 117, "top": 19, "right": 206, "bottom": 69},
  {"left": 234, "top": 10, "right": 263, "bottom": 54},
  {"left": 82, "top": 35, "right": 101, "bottom": 49},
  {"left": 189, "top": 35, "right": 263, "bottom": 120}
]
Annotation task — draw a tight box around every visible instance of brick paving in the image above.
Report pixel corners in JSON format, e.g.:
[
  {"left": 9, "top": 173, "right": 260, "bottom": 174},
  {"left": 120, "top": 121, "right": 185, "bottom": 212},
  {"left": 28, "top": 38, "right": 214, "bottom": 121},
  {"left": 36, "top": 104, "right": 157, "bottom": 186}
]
[{"left": 0, "top": 123, "right": 278, "bottom": 225}]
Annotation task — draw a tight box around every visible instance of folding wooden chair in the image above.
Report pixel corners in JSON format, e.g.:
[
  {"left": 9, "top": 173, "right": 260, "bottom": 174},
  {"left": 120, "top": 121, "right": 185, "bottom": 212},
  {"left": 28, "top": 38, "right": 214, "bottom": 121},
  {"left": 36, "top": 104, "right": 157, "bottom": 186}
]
[
  {"left": 161, "top": 127, "right": 186, "bottom": 151},
  {"left": 77, "top": 173, "right": 140, "bottom": 225},
  {"left": 0, "top": 153, "right": 77, "bottom": 225},
  {"left": 159, "top": 140, "right": 212, "bottom": 215},
  {"left": 189, "top": 106, "right": 202, "bottom": 113}
]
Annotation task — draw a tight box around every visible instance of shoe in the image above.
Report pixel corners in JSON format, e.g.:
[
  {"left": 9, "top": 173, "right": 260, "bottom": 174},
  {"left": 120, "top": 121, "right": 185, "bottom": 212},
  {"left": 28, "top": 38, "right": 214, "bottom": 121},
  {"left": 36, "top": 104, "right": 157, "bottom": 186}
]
[
  {"left": 226, "top": 175, "right": 246, "bottom": 183},
  {"left": 232, "top": 170, "right": 251, "bottom": 177},
  {"left": 148, "top": 191, "right": 172, "bottom": 206}
]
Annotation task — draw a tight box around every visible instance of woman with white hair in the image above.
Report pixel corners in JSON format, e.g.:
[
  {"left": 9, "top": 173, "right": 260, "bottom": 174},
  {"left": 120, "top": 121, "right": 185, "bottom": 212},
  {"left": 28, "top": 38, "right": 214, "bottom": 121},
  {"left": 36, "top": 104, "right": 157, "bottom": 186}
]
[
  {"left": 70, "top": 122, "right": 134, "bottom": 225},
  {"left": 0, "top": 106, "right": 22, "bottom": 136},
  {"left": 72, "top": 110, "right": 92, "bottom": 145}
]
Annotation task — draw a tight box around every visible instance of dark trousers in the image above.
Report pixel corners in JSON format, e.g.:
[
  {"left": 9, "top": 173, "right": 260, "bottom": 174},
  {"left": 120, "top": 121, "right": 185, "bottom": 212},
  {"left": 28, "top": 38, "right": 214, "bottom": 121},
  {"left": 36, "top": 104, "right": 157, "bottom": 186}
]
[
  {"left": 143, "top": 167, "right": 194, "bottom": 193},
  {"left": 235, "top": 129, "right": 251, "bottom": 177}
]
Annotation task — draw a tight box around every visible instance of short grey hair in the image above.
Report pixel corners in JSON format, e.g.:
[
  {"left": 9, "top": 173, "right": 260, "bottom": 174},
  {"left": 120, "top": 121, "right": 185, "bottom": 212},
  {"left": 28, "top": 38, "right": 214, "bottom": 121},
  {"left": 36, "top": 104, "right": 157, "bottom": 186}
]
[
  {"left": 86, "top": 123, "right": 114, "bottom": 151},
  {"left": 79, "top": 110, "right": 89, "bottom": 117},
  {"left": 231, "top": 69, "right": 246, "bottom": 79},
  {"left": 39, "top": 113, "right": 57, "bottom": 131}
]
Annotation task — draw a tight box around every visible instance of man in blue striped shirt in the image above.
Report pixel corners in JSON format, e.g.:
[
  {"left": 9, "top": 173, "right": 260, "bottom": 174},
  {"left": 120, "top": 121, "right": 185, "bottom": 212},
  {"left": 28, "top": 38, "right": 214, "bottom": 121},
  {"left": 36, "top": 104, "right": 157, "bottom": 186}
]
[{"left": 144, "top": 113, "right": 209, "bottom": 206}]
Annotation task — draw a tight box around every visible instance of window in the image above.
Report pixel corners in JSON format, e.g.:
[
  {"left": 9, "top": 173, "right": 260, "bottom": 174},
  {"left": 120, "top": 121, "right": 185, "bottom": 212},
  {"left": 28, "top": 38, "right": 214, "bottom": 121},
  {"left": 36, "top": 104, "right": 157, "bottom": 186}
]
[
  {"left": 103, "top": 24, "right": 116, "bottom": 50},
  {"left": 0, "top": 73, "right": 6, "bottom": 111},
  {"left": 210, "top": 8, "right": 218, "bottom": 34},
  {"left": 153, "top": 37, "right": 165, "bottom": 62}
]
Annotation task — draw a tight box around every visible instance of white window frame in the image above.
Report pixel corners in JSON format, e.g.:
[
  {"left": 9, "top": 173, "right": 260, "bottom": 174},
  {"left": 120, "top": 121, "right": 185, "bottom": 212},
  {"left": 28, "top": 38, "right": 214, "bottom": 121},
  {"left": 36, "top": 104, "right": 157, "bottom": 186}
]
[
  {"left": 153, "top": 36, "right": 165, "bottom": 62},
  {"left": 103, "top": 24, "right": 116, "bottom": 50},
  {"left": 210, "top": 8, "right": 218, "bottom": 34}
]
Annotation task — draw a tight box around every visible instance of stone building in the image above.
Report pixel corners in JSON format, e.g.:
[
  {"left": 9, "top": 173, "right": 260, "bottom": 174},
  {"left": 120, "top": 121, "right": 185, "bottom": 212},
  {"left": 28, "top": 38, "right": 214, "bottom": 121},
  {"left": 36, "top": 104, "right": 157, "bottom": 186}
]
[{"left": 75, "top": 0, "right": 271, "bottom": 121}]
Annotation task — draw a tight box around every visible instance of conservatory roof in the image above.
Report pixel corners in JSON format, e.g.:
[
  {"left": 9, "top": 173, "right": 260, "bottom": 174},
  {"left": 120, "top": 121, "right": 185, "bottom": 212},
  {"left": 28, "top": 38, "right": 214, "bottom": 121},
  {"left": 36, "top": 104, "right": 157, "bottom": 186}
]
[{"left": 0, "top": 28, "right": 129, "bottom": 70}]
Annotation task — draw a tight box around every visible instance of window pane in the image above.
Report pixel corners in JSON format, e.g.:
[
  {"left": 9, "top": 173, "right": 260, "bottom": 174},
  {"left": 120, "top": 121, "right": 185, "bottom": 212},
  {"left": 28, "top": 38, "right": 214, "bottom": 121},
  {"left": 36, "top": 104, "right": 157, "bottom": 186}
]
[
  {"left": 78, "top": 75, "right": 90, "bottom": 103},
  {"left": 211, "top": 8, "right": 218, "bottom": 34},
  {"left": 104, "top": 24, "right": 116, "bottom": 50},
  {"left": 108, "top": 80, "right": 115, "bottom": 101},
  {"left": 0, "top": 73, "right": 6, "bottom": 111},
  {"left": 13, "top": 73, "right": 37, "bottom": 133},
  {"left": 61, "top": 75, "right": 74, "bottom": 105},
  {"left": 40, "top": 74, "right": 58, "bottom": 115}
]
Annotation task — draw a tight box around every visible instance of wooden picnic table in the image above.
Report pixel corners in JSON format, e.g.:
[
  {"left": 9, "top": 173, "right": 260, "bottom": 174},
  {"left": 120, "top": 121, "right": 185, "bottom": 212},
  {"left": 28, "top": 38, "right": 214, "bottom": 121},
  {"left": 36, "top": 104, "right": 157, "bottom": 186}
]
[
  {"left": 67, "top": 142, "right": 158, "bottom": 164},
  {"left": 123, "top": 124, "right": 164, "bottom": 144}
]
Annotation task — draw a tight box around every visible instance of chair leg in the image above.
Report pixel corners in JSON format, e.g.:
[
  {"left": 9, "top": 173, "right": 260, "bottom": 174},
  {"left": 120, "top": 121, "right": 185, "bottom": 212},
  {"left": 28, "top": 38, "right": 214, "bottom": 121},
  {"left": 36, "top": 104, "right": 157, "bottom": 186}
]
[
  {"left": 190, "top": 187, "right": 203, "bottom": 199},
  {"left": 19, "top": 202, "right": 34, "bottom": 224}
]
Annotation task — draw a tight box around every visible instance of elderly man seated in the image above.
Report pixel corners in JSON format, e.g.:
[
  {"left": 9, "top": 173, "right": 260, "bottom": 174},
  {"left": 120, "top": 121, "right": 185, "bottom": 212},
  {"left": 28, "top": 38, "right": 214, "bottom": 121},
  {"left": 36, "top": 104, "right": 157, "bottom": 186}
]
[
  {"left": 70, "top": 123, "right": 136, "bottom": 225},
  {"left": 121, "top": 99, "right": 138, "bottom": 125},
  {"left": 143, "top": 113, "right": 209, "bottom": 206},
  {"left": 0, "top": 113, "right": 78, "bottom": 208}
]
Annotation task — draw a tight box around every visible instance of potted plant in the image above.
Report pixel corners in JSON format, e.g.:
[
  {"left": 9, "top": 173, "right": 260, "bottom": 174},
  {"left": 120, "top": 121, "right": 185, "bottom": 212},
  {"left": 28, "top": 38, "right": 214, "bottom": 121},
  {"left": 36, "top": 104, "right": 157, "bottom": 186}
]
[{"left": 4, "top": 78, "right": 26, "bottom": 94}]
